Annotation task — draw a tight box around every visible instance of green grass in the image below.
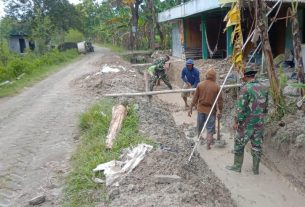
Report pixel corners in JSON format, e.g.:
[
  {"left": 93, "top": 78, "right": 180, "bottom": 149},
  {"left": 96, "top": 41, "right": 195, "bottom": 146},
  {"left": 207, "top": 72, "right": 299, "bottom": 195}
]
[
  {"left": 97, "top": 43, "right": 125, "bottom": 53},
  {"left": 63, "top": 100, "right": 152, "bottom": 207},
  {"left": 0, "top": 50, "right": 79, "bottom": 97}
]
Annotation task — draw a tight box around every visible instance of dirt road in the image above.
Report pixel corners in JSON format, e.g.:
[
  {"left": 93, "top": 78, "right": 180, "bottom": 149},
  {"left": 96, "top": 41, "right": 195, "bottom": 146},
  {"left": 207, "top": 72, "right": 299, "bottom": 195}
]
[{"left": 0, "top": 49, "right": 105, "bottom": 206}]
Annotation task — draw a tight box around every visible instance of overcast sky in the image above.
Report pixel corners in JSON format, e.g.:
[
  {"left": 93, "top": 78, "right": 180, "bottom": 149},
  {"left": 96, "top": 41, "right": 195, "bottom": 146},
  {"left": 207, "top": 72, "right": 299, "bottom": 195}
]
[{"left": 0, "top": 1, "right": 4, "bottom": 18}]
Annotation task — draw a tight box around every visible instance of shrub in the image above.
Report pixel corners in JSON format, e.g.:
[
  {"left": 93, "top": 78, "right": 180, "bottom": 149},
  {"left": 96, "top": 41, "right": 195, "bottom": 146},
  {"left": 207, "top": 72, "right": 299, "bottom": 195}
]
[{"left": 0, "top": 49, "right": 78, "bottom": 82}]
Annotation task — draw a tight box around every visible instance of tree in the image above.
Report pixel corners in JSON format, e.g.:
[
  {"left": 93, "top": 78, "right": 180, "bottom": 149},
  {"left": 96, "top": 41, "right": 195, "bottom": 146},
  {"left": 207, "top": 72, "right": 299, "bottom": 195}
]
[
  {"left": 287, "top": 0, "right": 305, "bottom": 95},
  {"left": 4, "top": 0, "right": 82, "bottom": 51},
  {"left": 123, "top": 0, "right": 143, "bottom": 50},
  {"left": 256, "top": 0, "right": 285, "bottom": 117},
  {"left": 146, "top": 0, "right": 155, "bottom": 50}
]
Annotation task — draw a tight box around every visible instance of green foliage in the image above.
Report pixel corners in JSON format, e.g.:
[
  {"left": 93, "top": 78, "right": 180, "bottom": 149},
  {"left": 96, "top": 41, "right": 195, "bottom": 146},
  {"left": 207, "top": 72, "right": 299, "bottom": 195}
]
[
  {"left": 4, "top": 0, "right": 81, "bottom": 52},
  {"left": 0, "top": 49, "right": 78, "bottom": 82},
  {"left": 65, "top": 29, "right": 85, "bottom": 43},
  {"left": 279, "top": 64, "right": 288, "bottom": 90},
  {"left": 0, "top": 49, "right": 78, "bottom": 97},
  {"left": 289, "top": 83, "right": 305, "bottom": 89},
  {"left": 3, "top": 0, "right": 180, "bottom": 51},
  {"left": 97, "top": 43, "right": 125, "bottom": 53},
  {"left": 63, "top": 100, "right": 152, "bottom": 206}
]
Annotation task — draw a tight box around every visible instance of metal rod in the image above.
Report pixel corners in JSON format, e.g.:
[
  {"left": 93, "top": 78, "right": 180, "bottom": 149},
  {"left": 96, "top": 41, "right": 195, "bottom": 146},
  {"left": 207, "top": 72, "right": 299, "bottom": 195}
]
[
  {"left": 188, "top": 64, "right": 234, "bottom": 162},
  {"left": 186, "top": 1, "right": 284, "bottom": 163},
  {"left": 247, "top": 0, "right": 283, "bottom": 66},
  {"left": 266, "top": 0, "right": 282, "bottom": 16}
]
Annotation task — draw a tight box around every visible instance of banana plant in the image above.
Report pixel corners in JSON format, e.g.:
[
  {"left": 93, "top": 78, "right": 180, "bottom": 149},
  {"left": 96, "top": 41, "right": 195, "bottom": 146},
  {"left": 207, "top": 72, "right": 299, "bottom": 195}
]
[{"left": 221, "top": 0, "right": 244, "bottom": 73}]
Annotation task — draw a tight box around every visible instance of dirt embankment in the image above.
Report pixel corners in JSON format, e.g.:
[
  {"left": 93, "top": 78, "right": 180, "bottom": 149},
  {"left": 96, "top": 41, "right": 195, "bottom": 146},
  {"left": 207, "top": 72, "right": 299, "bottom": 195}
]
[
  {"left": 265, "top": 112, "right": 305, "bottom": 193},
  {"left": 167, "top": 57, "right": 305, "bottom": 194},
  {"left": 74, "top": 54, "right": 235, "bottom": 207}
]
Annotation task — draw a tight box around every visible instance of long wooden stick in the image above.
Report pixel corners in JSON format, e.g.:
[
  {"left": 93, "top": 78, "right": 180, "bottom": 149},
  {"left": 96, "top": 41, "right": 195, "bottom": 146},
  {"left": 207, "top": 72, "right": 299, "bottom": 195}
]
[{"left": 103, "top": 84, "right": 241, "bottom": 97}]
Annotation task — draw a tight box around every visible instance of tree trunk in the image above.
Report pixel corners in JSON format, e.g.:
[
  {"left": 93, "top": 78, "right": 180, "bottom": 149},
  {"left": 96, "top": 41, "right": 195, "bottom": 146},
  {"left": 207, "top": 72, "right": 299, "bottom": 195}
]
[
  {"left": 147, "top": 0, "right": 155, "bottom": 50},
  {"left": 156, "top": 21, "right": 164, "bottom": 49},
  {"left": 290, "top": 10, "right": 305, "bottom": 93},
  {"left": 256, "top": 0, "right": 285, "bottom": 117},
  {"left": 106, "top": 105, "right": 127, "bottom": 149},
  {"left": 129, "top": 4, "right": 136, "bottom": 50},
  {"left": 128, "top": 0, "right": 142, "bottom": 50}
]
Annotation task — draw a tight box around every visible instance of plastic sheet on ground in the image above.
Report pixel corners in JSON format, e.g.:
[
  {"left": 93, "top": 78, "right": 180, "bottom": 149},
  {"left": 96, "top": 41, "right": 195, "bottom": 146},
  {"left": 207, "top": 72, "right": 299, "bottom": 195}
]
[
  {"left": 101, "top": 64, "right": 126, "bottom": 73},
  {"left": 93, "top": 144, "right": 153, "bottom": 186}
]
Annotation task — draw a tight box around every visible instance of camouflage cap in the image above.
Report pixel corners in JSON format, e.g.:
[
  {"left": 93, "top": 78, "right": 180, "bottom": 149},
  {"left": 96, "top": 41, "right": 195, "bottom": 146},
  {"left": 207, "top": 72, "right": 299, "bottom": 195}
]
[{"left": 244, "top": 66, "right": 258, "bottom": 77}]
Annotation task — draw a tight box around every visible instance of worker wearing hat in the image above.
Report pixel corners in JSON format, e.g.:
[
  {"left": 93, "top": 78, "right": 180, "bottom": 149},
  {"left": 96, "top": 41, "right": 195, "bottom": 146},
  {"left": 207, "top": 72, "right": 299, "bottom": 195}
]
[
  {"left": 181, "top": 59, "right": 200, "bottom": 108},
  {"left": 226, "top": 66, "right": 268, "bottom": 175}
]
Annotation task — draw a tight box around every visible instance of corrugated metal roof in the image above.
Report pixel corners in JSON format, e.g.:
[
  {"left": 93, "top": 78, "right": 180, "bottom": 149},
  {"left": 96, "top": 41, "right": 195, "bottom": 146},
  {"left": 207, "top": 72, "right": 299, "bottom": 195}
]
[
  {"left": 266, "top": 0, "right": 305, "bottom": 2},
  {"left": 158, "top": 0, "right": 305, "bottom": 23}
]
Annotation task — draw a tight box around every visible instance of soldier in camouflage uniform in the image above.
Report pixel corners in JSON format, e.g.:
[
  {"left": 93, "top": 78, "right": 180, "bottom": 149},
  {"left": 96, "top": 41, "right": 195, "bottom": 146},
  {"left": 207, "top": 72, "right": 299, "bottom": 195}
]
[
  {"left": 149, "top": 55, "right": 173, "bottom": 91},
  {"left": 226, "top": 67, "right": 268, "bottom": 175}
]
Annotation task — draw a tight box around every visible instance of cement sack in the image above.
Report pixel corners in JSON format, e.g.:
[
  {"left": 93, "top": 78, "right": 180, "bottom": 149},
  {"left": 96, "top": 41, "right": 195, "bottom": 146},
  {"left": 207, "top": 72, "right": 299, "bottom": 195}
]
[
  {"left": 77, "top": 41, "right": 86, "bottom": 53},
  {"left": 93, "top": 144, "right": 153, "bottom": 186}
]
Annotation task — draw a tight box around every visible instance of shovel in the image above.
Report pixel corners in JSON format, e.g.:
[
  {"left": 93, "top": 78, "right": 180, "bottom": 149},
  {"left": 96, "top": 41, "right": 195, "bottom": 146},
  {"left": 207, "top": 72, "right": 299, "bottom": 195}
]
[
  {"left": 217, "top": 116, "right": 221, "bottom": 141},
  {"left": 214, "top": 116, "right": 226, "bottom": 148}
]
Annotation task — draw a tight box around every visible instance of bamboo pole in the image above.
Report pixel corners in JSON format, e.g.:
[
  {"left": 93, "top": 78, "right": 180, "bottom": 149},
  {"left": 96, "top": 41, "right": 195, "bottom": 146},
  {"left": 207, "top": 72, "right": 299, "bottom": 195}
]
[{"left": 103, "top": 84, "right": 242, "bottom": 97}]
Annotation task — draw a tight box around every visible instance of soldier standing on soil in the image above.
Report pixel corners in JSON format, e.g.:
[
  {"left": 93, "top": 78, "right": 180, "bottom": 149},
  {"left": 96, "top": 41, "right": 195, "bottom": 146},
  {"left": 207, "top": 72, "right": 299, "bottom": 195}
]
[
  {"left": 181, "top": 59, "right": 200, "bottom": 108},
  {"left": 149, "top": 55, "right": 173, "bottom": 91},
  {"left": 226, "top": 67, "right": 268, "bottom": 175},
  {"left": 188, "top": 69, "right": 223, "bottom": 150}
]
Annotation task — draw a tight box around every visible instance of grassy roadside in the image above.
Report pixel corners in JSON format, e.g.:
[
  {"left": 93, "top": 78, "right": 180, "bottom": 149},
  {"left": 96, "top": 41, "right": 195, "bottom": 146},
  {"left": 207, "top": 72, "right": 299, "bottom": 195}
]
[
  {"left": 63, "top": 100, "right": 152, "bottom": 207},
  {"left": 96, "top": 43, "right": 125, "bottom": 53},
  {"left": 0, "top": 50, "right": 79, "bottom": 98}
]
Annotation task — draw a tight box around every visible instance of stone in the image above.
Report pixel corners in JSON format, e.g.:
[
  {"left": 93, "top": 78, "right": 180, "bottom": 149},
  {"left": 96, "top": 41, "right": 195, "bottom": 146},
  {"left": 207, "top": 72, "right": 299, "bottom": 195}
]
[
  {"left": 108, "top": 188, "right": 120, "bottom": 200},
  {"left": 283, "top": 85, "right": 299, "bottom": 97},
  {"left": 296, "top": 134, "right": 305, "bottom": 146},
  {"left": 154, "top": 175, "right": 181, "bottom": 184},
  {"left": 127, "top": 184, "right": 135, "bottom": 191},
  {"left": 29, "top": 194, "right": 46, "bottom": 206}
]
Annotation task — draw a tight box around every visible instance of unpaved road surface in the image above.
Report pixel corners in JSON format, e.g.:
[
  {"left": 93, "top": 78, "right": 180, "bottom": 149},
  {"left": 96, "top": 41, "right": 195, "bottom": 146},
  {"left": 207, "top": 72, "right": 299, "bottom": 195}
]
[
  {"left": 0, "top": 49, "right": 106, "bottom": 206},
  {"left": 157, "top": 92, "right": 305, "bottom": 207}
]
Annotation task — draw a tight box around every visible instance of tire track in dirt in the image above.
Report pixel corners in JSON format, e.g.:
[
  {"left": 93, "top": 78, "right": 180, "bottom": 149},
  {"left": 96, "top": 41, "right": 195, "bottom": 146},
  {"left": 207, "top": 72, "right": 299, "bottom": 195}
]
[{"left": 0, "top": 48, "right": 106, "bottom": 206}]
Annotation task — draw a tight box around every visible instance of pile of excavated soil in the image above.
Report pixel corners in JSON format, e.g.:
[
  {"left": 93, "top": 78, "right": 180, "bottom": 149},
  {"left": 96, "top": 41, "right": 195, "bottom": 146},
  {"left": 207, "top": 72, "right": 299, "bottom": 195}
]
[
  {"left": 265, "top": 111, "right": 305, "bottom": 193},
  {"left": 74, "top": 54, "right": 235, "bottom": 207},
  {"left": 105, "top": 99, "right": 235, "bottom": 207}
]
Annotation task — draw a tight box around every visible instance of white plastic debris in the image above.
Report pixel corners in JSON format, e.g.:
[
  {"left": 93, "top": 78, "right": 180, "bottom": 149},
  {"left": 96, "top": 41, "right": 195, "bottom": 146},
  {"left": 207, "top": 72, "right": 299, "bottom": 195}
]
[
  {"left": 93, "top": 178, "right": 105, "bottom": 184},
  {"left": 101, "top": 64, "right": 126, "bottom": 73},
  {"left": 93, "top": 144, "right": 153, "bottom": 186},
  {"left": 0, "top": 80, "right": 11, "bottom": 87}
]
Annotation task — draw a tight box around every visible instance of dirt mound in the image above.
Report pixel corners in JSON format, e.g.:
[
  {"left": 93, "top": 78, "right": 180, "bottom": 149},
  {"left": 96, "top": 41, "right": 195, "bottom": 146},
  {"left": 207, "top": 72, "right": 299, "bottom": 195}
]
[
  {"left": 265, "top": 112, "right": 305, "bottom": 193},
  {"left": 74, "top": 53, "right": 235, "bottom": 207},
  {"left": 102, "top": 100, "right": 235, "bottom": 207}
]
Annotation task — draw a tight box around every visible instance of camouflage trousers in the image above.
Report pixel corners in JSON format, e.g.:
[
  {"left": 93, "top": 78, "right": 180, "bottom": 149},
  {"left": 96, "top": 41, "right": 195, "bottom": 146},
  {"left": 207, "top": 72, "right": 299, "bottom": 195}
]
[
  {"left": 149, "top": 70, "right": 172, "bottom": 91},
  {"left": 234, "top": 124, "right": 264, "bottom": 158}
]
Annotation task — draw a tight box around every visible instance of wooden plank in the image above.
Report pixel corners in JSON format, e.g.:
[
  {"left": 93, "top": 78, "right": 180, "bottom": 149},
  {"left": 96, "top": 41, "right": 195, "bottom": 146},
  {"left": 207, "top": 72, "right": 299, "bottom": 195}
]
[
  {"left": 104, "top": 84, "right": 242, "bottom": 97},
  {"left": 106, "top": 105, "right": 127, "bottom": 149}
]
